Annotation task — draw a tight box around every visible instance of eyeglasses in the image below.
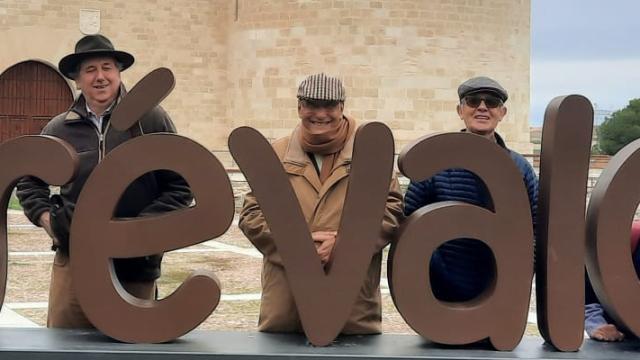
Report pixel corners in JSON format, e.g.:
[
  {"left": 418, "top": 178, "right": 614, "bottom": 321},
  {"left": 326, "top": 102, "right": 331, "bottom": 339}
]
[
  {"left": 463, "top": 94, "right": 503, "bottom": 109},
  {"left": 299, "top": 98, "right": 342, "bottom": 109}
]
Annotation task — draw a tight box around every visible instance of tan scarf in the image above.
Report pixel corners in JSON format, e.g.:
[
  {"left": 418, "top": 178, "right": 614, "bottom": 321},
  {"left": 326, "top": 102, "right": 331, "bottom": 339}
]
[{"left": 299, "top": 116, "right": 354, "bottom": 183}]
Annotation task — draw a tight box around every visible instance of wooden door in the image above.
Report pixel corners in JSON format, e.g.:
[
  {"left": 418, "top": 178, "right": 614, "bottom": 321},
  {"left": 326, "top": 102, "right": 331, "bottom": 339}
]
[{"left": 0, "top": 61, "right": 73, "bottom": 142}]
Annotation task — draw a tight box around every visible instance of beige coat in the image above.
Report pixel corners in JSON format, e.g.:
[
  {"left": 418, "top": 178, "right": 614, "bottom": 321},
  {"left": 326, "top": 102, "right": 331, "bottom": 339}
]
[{"left": 239, "top": 123, "right": 403, "bottom": 334}]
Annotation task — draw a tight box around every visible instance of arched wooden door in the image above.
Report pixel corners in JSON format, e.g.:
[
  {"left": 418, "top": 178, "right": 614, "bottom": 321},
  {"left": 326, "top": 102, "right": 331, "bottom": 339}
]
[{"left": 0, "top": 61, "right": 74, "bottom": 142}]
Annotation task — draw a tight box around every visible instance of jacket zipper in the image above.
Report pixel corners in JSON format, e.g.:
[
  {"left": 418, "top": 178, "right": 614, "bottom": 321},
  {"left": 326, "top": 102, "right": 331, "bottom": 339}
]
[
  {"left": 92, "top": 124, "right": 103, "bottom": 161},
  {"left": 94, "top": 119, "right": 111, "bottom": 162},
  {"left": 101, "top": 120, "right": 111, "bottom": 161}
]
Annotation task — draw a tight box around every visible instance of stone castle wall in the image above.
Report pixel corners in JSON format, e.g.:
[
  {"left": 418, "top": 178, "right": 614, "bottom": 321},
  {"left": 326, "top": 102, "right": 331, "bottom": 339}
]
[{"left": 1, "top": 0, "right": 532, "bottom": 166}]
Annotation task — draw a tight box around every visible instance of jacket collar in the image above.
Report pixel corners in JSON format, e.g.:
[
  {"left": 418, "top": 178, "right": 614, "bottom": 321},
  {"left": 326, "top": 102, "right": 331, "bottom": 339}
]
[
  {"left": 283, "top": 116, "right": 356, "bottom": 194},
  {"left": 493, "top": 131, "right": 507, "bottom": 149},
  {"left": 64, "top": 84, "right": 127, "bottom": 123},
  {"left": 460, "top": 128, "right": 508, "bottom": 150}
]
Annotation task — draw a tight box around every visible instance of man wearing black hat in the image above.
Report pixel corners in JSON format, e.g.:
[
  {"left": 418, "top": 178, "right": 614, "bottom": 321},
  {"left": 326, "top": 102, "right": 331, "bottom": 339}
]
[
  {"left": 239, "top": 73, "right": 403, "bottom": 334},
  {"left": 403, "top": 76, "right": 538, "bottom": 301},
  {"left": 16, "top": 34, "right": 192, "bottom": 328}
]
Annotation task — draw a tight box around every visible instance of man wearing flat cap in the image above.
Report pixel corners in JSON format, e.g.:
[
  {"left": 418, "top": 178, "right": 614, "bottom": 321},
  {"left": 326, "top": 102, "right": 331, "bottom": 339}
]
[
  {"left": 239, "top": 73, "right": 403, "bottom": 333},
  {"left": 404, "top": 75, "right": 537, "bottom": 301},
  {"left": 16, "top": 34, "right": 192, "bottom": 328}
]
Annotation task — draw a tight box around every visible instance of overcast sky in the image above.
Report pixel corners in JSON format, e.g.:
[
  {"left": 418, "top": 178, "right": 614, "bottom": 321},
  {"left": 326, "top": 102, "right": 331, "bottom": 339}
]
[{"left": 531, "top": 0, "right": 640, "bottom": 126}]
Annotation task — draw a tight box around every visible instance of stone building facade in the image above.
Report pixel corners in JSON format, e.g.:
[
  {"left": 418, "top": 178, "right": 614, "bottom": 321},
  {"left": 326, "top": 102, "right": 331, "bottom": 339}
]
[{"left": 1, "top": 0, "right": 532, "bottom": 166}]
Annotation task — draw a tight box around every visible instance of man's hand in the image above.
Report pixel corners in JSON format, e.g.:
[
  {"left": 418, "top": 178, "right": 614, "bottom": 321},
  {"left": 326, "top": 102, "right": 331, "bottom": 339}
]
[
  {"left": 312, "top": 231, "right": 337, "bottom": 265},
  {"left": 39, "top": 212, "right": 60, "bottom": 247},
  {"left": 590, "top": 324, "right": 625, "bottom": 342}
]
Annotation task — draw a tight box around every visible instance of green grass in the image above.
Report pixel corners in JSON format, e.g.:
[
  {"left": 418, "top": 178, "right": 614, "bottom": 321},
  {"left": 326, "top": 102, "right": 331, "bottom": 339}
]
[{"left": 8, "top": 194, "right": 22, "bottom": 211}]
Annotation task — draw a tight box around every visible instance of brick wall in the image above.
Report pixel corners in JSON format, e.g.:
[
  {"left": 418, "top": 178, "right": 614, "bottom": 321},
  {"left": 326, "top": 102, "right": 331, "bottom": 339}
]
[
  {"left": 1, "top": 0, "right": 532, "bottom": 166},
  {"left": 227, "top": 0, "right": 531, "bottom": 154}
]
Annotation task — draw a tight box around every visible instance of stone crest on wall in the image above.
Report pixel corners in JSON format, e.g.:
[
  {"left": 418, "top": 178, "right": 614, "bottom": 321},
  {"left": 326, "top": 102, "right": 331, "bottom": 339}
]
[{"left": 79, "top": 9, "right": 100, "bottom": 35}]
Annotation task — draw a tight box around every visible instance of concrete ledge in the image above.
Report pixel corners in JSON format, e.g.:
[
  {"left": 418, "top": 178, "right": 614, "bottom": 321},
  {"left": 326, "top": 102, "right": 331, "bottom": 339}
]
[{"left": 0, "top": 328, "right": 638, "bottom": 360}]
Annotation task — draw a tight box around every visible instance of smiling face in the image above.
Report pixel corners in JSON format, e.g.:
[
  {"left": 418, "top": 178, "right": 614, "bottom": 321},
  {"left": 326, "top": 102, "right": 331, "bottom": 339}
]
[
  {"left": 457, "top": 92, "right": 507, "bottom": 138},
  {"left": 75, "top": 56, "right": 121, "bottom": 115},
  {"left": 298, "top": 99, "right": 344, "bottom": 133}
]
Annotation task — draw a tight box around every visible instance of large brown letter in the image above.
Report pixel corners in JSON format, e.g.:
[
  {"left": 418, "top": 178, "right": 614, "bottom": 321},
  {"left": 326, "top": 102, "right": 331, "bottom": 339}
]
[
  {"left": 229, "top": 123, "right": 394, "bottom": 346},
  {"left": 0, "top": 136, "right": 77, "bottom": 310},
  {"left": 389, "top": 133, "right": 533, "bottom": 350},
  {"left": 70, "top": 68, "right": 235, "bottom": 343},
  {"left": 109, "top": 67, "right": 174, "bottom": 131},
  {"left": 71, "top": 134, "right": 233, "bottom": 343},
  {"left": 586, "top": 137, "right": 640, "bottom": 337},
  {"left": 536, "top": 95, "right": 593, "bottom": 351}
]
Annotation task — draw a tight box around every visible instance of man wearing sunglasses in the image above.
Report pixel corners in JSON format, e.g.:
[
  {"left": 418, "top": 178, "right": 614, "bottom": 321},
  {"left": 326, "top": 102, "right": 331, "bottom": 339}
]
[{"left": 403, "top": 76, "right": 538, "bottom": 302}]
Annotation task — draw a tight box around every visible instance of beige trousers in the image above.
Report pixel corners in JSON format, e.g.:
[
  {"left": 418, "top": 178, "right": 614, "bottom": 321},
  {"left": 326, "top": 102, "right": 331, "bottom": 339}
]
[{"left": 47, "top": 251, "right": 156, "bottom": 328}]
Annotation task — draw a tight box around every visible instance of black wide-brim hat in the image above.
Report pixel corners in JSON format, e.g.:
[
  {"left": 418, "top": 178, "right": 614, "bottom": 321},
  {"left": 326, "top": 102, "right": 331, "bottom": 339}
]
[{"left": 58, "top": 34, "right": 135, "bottom": 80}]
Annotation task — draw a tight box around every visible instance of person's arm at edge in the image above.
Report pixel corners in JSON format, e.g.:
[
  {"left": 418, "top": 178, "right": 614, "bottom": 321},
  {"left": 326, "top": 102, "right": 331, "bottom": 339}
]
[
  {"left": 238, "top": 190, "right": 283, "bottom": 266},
  {"left": 376, "top": 175, "right": 404, "bottom": 252}
]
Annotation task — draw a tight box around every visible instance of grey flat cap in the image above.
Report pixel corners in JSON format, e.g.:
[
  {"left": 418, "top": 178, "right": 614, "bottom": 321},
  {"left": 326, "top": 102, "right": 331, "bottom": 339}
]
[
  {"left": 297, "top": 73, "right": 346, "bottom": 101},
  {"left": 457, "top": 76, "right": 508, "bottom": 102}
]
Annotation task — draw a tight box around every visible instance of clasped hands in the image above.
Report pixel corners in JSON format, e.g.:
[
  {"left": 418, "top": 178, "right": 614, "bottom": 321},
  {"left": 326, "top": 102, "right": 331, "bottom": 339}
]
[{"left": 312, "top": 230, "right": 337, "bottom": 265}]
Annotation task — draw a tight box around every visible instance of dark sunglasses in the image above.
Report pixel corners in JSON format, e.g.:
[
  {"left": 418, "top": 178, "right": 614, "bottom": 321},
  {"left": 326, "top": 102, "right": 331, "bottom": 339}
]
[{"left": 463, "top": 94, "right": 503, "bottom": 109}]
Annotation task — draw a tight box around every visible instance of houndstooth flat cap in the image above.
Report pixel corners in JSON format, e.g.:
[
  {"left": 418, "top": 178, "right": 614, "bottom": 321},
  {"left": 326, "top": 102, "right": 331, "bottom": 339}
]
[{"left": 297, "top": 73, "right": 346, "bottom": 101}]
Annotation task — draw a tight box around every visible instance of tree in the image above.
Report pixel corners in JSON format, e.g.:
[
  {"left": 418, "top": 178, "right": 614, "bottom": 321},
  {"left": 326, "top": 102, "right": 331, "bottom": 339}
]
[{"left": 597, "top": 99, "right": 640, "bottom": 155}]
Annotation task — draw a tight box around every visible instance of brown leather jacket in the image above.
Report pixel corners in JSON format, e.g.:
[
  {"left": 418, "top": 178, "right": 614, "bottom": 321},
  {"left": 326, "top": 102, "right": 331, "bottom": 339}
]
[{"left": 16, "top": 90, "right": 192, "bottom": 281}]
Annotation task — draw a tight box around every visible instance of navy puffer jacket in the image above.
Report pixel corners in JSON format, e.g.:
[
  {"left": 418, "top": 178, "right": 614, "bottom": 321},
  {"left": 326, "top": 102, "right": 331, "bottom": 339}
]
[{"left": 403, "top": 132, "right": 538, "bottom": 301}]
